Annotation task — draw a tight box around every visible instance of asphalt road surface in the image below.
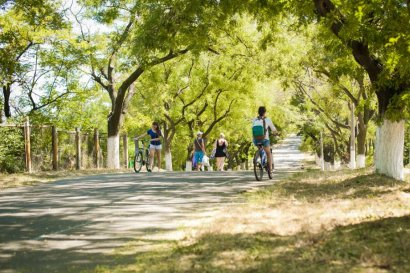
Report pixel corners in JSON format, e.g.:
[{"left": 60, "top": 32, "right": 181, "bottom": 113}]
[{"left": 0, "top": 136, "right": 304, "bottom": 273}]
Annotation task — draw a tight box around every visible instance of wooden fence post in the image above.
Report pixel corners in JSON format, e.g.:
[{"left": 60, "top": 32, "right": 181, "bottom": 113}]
[
  {"left": 52, "top": 126, "right": 58, "bottom": 170},
  {"left": 24, "top": 117, "right": 32, "bottom": 173},
  {"left": 94, "top": 128, "right": 100, "bottom": 169},
  {"left": 76, "top": 127, "right": 81, "bottom": 170},
  {"left": 123, "top": 134, "right": 128, "bottom": 169}
]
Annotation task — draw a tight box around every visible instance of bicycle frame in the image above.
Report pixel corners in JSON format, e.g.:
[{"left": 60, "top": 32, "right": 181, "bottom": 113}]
[
  {"left": 255, "top": 145, "right": 267, "bottom": 166},
  {"left": 253, "top": 143, "right": 274, "bottom": 181},
  {"left": 135, "top": 138, "right": 149, "bottom": 155},
  {"left": 133, "top": 139, "right": 151, "bottom": 173},
  {"left": 134, "top": 138, "right": 141, "bottom": 155}
]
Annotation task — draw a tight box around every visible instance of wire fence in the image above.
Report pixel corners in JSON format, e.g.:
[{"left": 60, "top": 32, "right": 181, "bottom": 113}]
[
  {"left": 31, "top": 126, "right": 53, "bottom": 172},
  {"left": 57, "top": 130, "right": 77, "bottom": 170}
]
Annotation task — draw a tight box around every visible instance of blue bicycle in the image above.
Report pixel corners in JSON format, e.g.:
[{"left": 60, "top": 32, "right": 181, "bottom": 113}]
[{"left": 253, "top": 144, "right": 274, "bottom": 181}]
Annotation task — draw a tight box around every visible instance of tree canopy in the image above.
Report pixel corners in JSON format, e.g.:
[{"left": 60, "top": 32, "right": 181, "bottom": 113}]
[{"left": 1, "top": 0, "right": 409, "bottom": 177}]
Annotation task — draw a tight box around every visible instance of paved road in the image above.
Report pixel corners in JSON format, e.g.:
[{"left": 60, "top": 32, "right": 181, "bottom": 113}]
[{"left": 0, "top": 136, "right": 304, "bottom": 273}]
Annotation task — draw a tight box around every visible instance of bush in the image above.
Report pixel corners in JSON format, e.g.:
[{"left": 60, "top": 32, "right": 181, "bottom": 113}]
[{"left": 0, "top": 128, "right": 25, "bottom": 173}]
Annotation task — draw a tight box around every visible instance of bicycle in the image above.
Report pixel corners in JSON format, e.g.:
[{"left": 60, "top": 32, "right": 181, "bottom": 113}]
[
  {"left": 253, "top": 144, "right": 274, "bottom": 181},
  {"left": 133, "top": 138, "right": 151, "bottom": 173}
]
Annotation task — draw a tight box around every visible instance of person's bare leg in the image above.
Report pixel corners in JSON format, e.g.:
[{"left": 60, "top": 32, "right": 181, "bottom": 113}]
[
  {"left": 220, "top": 156, "right": 225, "bottom": 171},
  {"left": 156, "top": 150, "right": 161, "bottom": 171},
  {"left": 264, "top": 146, "right": 272, "bottom": 172},
  {"left": 217, "top": 157, "right": 224, "bottom": 171},
  {"left": 195, "top": 154, "right": 199, "bottom": 171},
  {"left": 149, "top": 149, "right": 155, "bottom": 170}
]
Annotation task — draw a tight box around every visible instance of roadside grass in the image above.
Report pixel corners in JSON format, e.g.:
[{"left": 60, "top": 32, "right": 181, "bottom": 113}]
[
  {"left": 92, "top": 169, "right": 410, "bottom": 273},
  {"left": 0, "top": 169, "right": 130, "bottom": 190}
]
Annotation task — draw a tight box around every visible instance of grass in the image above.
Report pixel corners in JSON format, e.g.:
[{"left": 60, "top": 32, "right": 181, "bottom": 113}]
[
  {"left": 92, "top": 169, "right": 410, "bottom": 273},
  {"left": 0, "top": 169, "right": 130, "bottom": 190}
]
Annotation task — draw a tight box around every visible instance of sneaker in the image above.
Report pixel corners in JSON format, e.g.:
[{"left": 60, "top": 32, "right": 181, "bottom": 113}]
[{"left": 147, "top": 168, "right": 152, "bottom": 172}]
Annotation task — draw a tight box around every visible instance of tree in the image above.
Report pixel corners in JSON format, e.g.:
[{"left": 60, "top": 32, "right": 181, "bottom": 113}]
[
  {"left": 74, "top": 0, "right": 234, "bottom": 169},
  {"left": 233, "top": 1, "right": 409, "bottom": 179},
  {"left": 308, "top": 0, "right": 409, "bottom": 179},
  {"left": 0, "top": 0, "right": 66, "bottom": 118},
  {"left": 124, "top": 16, "right": 300, "bottom": 171},
  {"left": 130, "top": 45, "right": 259, "bottom": 171},
  {"left": 303, "top": 30, "right": 377, "bottom": 168}
]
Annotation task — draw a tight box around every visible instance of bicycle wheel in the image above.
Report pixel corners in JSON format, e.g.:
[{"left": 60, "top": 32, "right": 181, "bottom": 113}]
[
  {"left": 253, "top": 150, "right": 263, "bottom": 181},
  {"left": 133, "top": 151, "right": 143, "bottom": 173},
  {"left": 145, "top": 151, "right": 151, "bottom": 172},
  {"left": 267, "top": 164, "right": 273, "bottom": 179},
  {"left": 271, "top": 149, "right": 275, "bottom": 171}
]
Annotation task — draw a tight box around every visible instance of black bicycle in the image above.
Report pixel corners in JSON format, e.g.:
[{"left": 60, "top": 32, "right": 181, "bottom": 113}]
[
  {"left": 253, "top": 144, "right": 274, "bottom": 181},
  {"left": 133, "top": 139, "right": 151, "bottom": 173}
]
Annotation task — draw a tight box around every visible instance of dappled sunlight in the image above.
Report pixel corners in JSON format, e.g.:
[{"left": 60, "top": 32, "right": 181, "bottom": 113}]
[
  {"left": 107, "top": 215, "right": 410, "bottom": 273},
  {"left": 0, "top": 170, "right": 294, "bottom": 272},
  {"left": 210, "top": 250, "right": 250, "bottom": 270},
  {"left": 0, "top": 136, "right": 305, "bottom": 272},
  {"left": 195, "top": 171, "right": 410, "bottom": 238}
]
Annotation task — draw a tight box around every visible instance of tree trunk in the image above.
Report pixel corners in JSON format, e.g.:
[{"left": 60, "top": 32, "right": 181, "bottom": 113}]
[
  {"left": 349, "top": 103, "right": 356, "bottom": 169},
  {"left": 320, "top": 131, "right": 324, "bottom": 170},
  {"left": 186, "top": 144, "right": 193, "bottom": 161},
  {"left": 185, "top": 143, "right": 193, "bottom": 171},
  {"left": 162, "top": 124, "right": 174, "bottom": 171},
  {"left": 357, "top": 112, "right": 367, "bottom": 168},
  {"left": 375, "top": 120, "right": 405, "bottom": 180},
  {"left": 2, "top": 85, "right": 11, "bottom": 118},
  {"left": 164, "top": 144, "right": 173, "bottom": 171},
  {"left": 107, "top": 118, "right": 120, "bottom": 169}
]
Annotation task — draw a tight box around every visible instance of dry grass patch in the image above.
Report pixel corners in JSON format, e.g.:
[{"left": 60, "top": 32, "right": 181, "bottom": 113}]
[
  {"left": 91, "top": 169, "right": 410, "bottom": 273},
  {"left": 195, "top": 169, "right": 410, "bottom": 237}
]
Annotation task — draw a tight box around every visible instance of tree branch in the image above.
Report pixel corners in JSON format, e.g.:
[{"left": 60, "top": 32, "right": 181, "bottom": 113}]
[
  {"left": 315, "top": 68, "right": 358, "bottom": 104},
  {"left": 203, "top": 98, "right": 235, "bottom": 137},
  {"left": 15, "top": 41, "right": 34, "bottom": 62},
  {"left": 294, "top": 80, "right": 350, "bottom": 130},
  {"left": 313, "top": 0, "right": 382, "bottom": 83}
]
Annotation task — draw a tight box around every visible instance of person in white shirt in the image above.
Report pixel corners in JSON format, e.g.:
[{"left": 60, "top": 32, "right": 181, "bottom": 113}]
[{"left": 252, "top": 106, "right": 278, "bottom": 173}]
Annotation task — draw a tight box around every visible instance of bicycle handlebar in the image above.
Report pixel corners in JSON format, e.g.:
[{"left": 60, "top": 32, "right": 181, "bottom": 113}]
[{"left": 134, "top": 139, "right": 150, "bottom": 153}]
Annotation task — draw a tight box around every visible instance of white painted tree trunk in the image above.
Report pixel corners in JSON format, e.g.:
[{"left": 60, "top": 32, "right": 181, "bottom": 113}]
[
  {"left": 165, "top": 150, "right": 173, "bottom": 171},
  {"left": 349, "top": 103, "right": 356, "bottom": 169},
  {"left": 333, "top": 160, "right": 341, "bottom": 170},
  {"left": 107, "top": 135, "right": 120, "bottom": 169},
  {"left": 357, "top": 154, "right": 366, "bottom": 168},
  {"left": 185, "top": 161, "right": 192, "bottom": 172},
  {"left": 320, "top": 131, "right": 324, "bottom": 171},
  {"left": 375, "top": 120, "right": 405, "bottom": 180}
]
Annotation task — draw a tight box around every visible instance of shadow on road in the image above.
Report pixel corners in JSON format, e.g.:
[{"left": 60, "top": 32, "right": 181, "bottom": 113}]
[{"left": 0, "top": 136, "right": 304, "bottom": 272}]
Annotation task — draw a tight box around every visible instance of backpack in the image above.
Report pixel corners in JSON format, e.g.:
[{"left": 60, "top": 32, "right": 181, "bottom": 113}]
[{"left": 252, "top": 117, "right": 266, "bottom": 140}]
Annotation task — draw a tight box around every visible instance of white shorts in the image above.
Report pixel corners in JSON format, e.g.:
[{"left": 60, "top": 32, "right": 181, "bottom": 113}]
[{"left": 149, "top": 144, "right": 162, "bottom": 150}]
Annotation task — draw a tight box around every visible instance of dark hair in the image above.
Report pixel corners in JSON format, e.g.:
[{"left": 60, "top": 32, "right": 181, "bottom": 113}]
[
  {"left": 152, "top": 122, "right": 162, "bottom": 137},
  {"left": 258, "top": 106, "right": 266, "bottom": 117}
]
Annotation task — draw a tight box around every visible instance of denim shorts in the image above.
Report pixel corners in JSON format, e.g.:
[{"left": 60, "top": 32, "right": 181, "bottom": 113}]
[
  {"left": 194, "top": 151, "right": 204, "bottom": 164},
  {"left": 253, "top": 139, "right": 270, "bottom": 147}
]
